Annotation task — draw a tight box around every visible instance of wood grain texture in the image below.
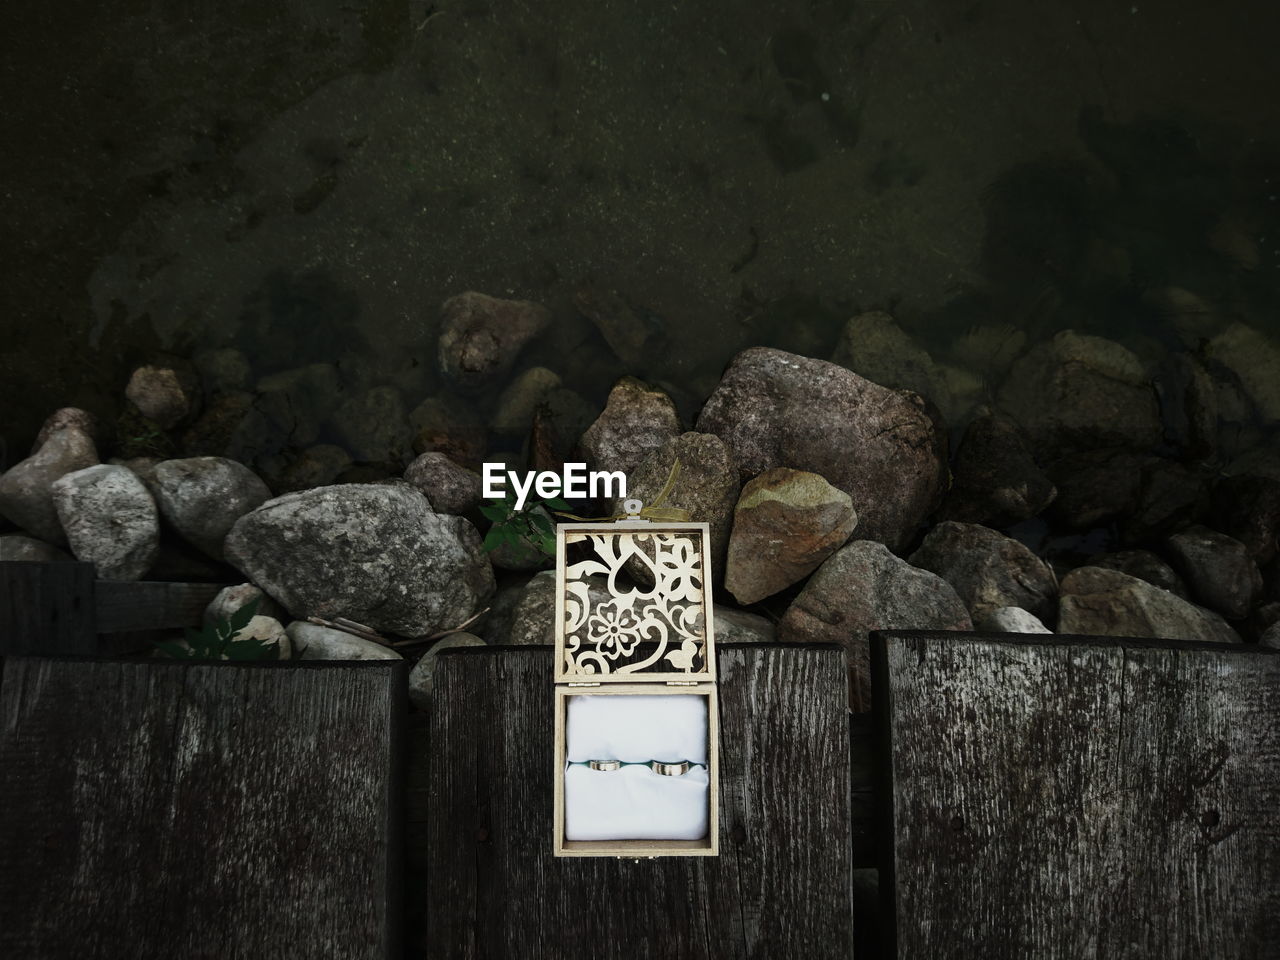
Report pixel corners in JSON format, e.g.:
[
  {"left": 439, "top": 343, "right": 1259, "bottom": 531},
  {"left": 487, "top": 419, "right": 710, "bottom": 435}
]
[
  {"left": 423, "top": 643, "right": 853, "bottom": 960},
  {"left": 0, "top": 657, "right": 405, "bottom": 960},
  {"left": 873, "top": 631, "right": 1280, "bottom": 960},
  {"left": 0, "top": 561, "right": 95, "bottom": 655},
  {"left": 94, "top": 579, "right": 226, "bottom": 634}
]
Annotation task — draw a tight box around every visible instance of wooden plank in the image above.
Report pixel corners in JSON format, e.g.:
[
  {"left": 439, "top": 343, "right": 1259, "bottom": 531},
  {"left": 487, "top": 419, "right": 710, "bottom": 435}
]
[
  {"left": 873, "top": 631, "right": 1280, "bottom": 960},
  {"left": 93, "top": 579, "right": 226, "bottom": 633},
  {"left": 423, "top": 643, "right": 853, "bottom": 959},
  {"left": 0, "top": 658, "right": 405, "bottom": 959},
  {"left": 0, "top": 561, "right": 95, "bottom": 655}
]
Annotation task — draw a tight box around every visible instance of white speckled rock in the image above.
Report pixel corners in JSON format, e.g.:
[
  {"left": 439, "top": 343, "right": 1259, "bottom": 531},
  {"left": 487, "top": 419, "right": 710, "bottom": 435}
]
[
  {"left": 581, "top": 376, "right": 682, "bottom": 478},
  {"left": 204, "top": 583, "right": 286, "bottom": 626},
  {"left": 50, "top": 464, "right": 159, "bottom": 580},
  {"left": 287, "top": 621, "right": 403, "bottom": 660},
  {"left": 152, "top": 457, "right": 272, "bottom": 559},
  {"left": 974, "top": 606, "right": 1052, "bottom": 634},
  {"left": 403, "top": 452, "right": 483, "bottom": 516}
]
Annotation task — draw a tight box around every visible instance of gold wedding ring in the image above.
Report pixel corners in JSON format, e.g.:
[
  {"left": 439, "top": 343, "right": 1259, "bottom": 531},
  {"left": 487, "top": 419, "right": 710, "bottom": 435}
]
[
  {"left": 650, "top": 760, "right": 690, "bottom": 777},
  {"left": 588, "top": 759, "right": 621, "bottom": 772}
]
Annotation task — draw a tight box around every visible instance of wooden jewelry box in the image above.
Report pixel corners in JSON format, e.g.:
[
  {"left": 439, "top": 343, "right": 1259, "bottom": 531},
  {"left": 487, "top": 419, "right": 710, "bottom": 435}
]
[{"left": 552, "top": 518, "right": 720, "bottom": 858}]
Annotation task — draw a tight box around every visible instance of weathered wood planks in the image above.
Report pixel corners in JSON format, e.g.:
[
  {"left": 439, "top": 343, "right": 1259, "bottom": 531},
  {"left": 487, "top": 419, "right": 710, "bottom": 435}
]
[
  {"left": 0, "top": 657, "right": 405, "bottom": 960},
  {"left": 422, "top": 643, "right": 853, "bottom": 959},
  {"left": 873, "top": 631, "right": 1280, "bottom": 960},
  {"left": 0, "top": 561, "right": 225, "bottom": 655}
]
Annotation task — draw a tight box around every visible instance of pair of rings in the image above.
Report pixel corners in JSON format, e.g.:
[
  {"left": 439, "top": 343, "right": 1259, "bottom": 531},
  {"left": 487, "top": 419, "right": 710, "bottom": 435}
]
[{"left": 586, "top": 759, "right": 694, "bottom": 777}]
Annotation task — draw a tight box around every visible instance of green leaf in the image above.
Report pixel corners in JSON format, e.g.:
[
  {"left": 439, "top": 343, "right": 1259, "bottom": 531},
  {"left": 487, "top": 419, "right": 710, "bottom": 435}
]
[
  {"left": 543, "top": 496, "right": 572, "bottom": 511},
  {"left": 482, "top": 526, "right": 506, "bottom": 552},
  {"left": 479, "top": 501, "right": 509, "bottom": 522},
  {"left": 226, "top": 596, "right": 261, "bottom": 635},
  {"left": 528, "top": 512, "right": 554, "bottom": 536}
]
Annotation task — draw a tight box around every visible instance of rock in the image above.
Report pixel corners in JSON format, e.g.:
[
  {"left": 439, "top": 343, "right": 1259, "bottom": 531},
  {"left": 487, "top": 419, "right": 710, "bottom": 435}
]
[
  {"left": 507, "top": 570, "right": 612, "bottom": 645},
  {"left": 204, "top": 583, "right": 286, "bottom": 626},
  {"left": 193, "top": 347, "right": 251, "bottom": 396},
  {"left": 1225, "top": 446, "right": 1280, "bottom": 484},
  {"left": 0, "top": 534, "right": 73, "bottom": 562},
  {"left": 50, "top": 464, "right": 159, "bottom": 580},
  {"left": 33, "top": 408, "right": 102, "bottom": 454},
  {"left": 112, "top": 456, "right": 162, "bottom": 487},
  {"left": 934, "top": 364, "right": 986, "bottom": 427},
  {"left": 1145, "top": 286, "right": 1225, "bottom": 346},
  {"left": 125, "top": 361, "right": 200, "bottom": 429},
  {"left": 1163, "top": 525, "right": 1261, "bottom": 620},
  {"left": 724, "top": 468, "right": 856, "bottom": 604},
  {"left": 573, "top": 287, "right": 651, "bottom": 365},
  {"left": 408, "top": 395, "right": 489, "bottom": 469},
  {"left": 611, "top": 433, "right": 740, "bottom": 572},
  {"left": 1057, "top": 566, "right": 1240, "bottom": 644},
  {"left": 528, "top": 388, "right": 596, "bottom": 473},
  {"left": 1207, "top": 475, "right": 1280, "bottom": 565},
  {"left": 938, "top": 413, "right": 1056, "bottom": 528},
  {"left": 713, "top": 604, "right": 776, "bottom": 643},
  {"left": 487, "top": 505, "right": 555, "bottom": 573},
  {"left": 0, "top": 426, "right": 99, "bottom": 544},
  {"left": 1118, "top": 459, "right": 1211, "bottom": 545},
  {"left": 438, "top": 291, "right": 550, "bottom": 392},
  {"left": 287, "top": 621, "right": 403, "bottom": 660},
  {"left": 472, "top": 579, "right": 530, "bottom": 643},
  {"left": 492, "top": 367, "right": 562, "bottom": 435},
  {"left": 225, "top": 483, "right": 494, "bottom": 636},
  {"left": 778, "top": 540, "right": 972, "bottom": 711},
  {"left": 404, "top": 453, "right": 483, "bottom": 515},
  {"left": 275, "top": 444, "right": 353, "bottom": 493},
  {"left": 1045, "top": 449, "right": 1149, "bottom": 530},
  {"left": 1156, "top": 353, "right": 1218, "bottom": 459},
  {"left": 908, "top": 521, "right": 1057, "bottom": 620},
  {"left": 696, "top": 348, "right": 948, "bottom": 553},
  {"left": 974, "top": 606, "right": 1052, "bottom": 634},
  {"left": 408, "top": 633, "right": 486, "bottom": 709},
  {"left": 1087, "top": 550, "right": 1190, "bottom": 600},
  {"left": 997, "top": 330, "right": 1162, "bottom": 458},
  {"left": 151, "top": 457, "right": 272, "bottom": 559},
  {"left": 831, "top": 311, "right": 950, "bottom": 410},
  {"left": 256, "top": 363, "right": 342, "bottom": 449},
  {"left": 180, "top": 391, "right": 260, "bottom": 459},
  {"left": 581, "top": 377, "right": 682, "bottom": 478},
  {"left": 1207, "top": 322, "right": 1280, "bottom": 422},
  {"left": 329, "top": 385, "right": 411, "bottom": 464},
  {"left": 1260, "top": 621, "right": 1280, "bottom": 650},
  {"left": 947, "top": 323, "right": 1027, "bottom": 377}
]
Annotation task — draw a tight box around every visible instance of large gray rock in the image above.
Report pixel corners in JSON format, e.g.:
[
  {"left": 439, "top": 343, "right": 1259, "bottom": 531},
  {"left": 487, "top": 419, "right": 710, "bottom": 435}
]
[
  {"left": 506, "top": 570, "right": 613, "bottom": 645},
  {"left": 696, "top": 348, "right": 948, "bottom": 553},
  {"left": 0, "top": 426, "right": 99, "bottom": 544},
  {"left": 778, "top": 540, "right": 972, "bottom": 711},
  {"left": 225, "top": 483, "right": 494, "bottom": 636},
  {"left": 287, "top": 621, "right": 403, "bottom": 660},
  {"left": 712, "top": 604, "right": 776, "bottom": 643},
  {"left": 973, "top": 606, "right": 1052, "bottom": 634},
  {"left": 125, "top": 361, "right": 200, "bottom": 429},
  {"left": 50, "top": 464, "right": 159, "bottom": 580},
  {"left": 1057, "top": 566, "right": 1240, "bottom": 644},
  {"left": 438, "top": 291, "right": 550, "bottom": 393},
  {"left": 152, "top": 457, "right": 272, "bottom": 559},
  {"left": 1163, "top": 525, "right": 1261, "bottom": 620},
  {"left": 938, "top": 413, "right": 1056, "bottom": 527},
  {"left": 908, "top": 521, "right": 1057, "bottom": 621},
  {"left": 610, "top": 433, "right": 740, "bottom": 572},
  {"left": 581, "top": 376, "right": 682, "bottom": 478},
  {"left": 404, "top": 452, "right": 483, "bottom": 516},
  {"left": 998, "top": 330, "right": 1162, "bottom": 458},
  {"left": 408, "top": 633, "right": 486, "bottom": 709},
  {"left": 724, "top": 467, "right": 856, "bottom": 605},
  {"left": 0, "top": 534, "right": 73, "bottom": 562}
]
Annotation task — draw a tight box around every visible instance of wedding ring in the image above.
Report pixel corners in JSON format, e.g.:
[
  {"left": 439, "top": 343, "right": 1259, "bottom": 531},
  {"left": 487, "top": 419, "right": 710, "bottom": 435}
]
[
  {"left": 650, "top": 760, "right": 690, "bottom": 777},
  {"left": 588, "top": 759, "right": 621, "bottom": 772}
]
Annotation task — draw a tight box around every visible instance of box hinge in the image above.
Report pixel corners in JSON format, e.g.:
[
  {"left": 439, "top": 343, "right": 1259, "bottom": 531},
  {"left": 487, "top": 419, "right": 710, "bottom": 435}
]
[
  {"left": 566, "top": 682, "right": 600, "bottom": 687},
  {"left": 665, "top": 681, "right": 700, "bottom": 686}
]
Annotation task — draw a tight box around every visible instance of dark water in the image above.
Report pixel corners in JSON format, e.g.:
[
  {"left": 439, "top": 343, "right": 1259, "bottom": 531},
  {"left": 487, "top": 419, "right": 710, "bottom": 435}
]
[{"left": 3, "top": 0, "right": 1279, "bottom": 473}]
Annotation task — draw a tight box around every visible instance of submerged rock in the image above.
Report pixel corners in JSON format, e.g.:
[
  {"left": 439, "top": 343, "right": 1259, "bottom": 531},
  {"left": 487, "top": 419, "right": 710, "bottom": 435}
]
[
  {"left": 574, "top": 287, "right": 651, "bottom": 365},
  {"left": 0, "top": 426, "right": 99, "bottom": 545},
  {"left": 1163, "top": 525, "right": 1261, "bottom": 620},
  {"left": 287, "top": 621, "right": 403, "bottom": 660},
  {"left": 275, "top": 444, "right": 353, "bottom": 493},
  {"left": 724, "top": 468, "right": 856, "bottom": 605},
  {"left": 492, "top": 367, "right": 562, "bottom": 435},
  {"left": 255, "top": 363, "right": 342, "bottom": 450},
  {"left": 581, "top": 376, "right": 682, "bottom": 478},
  {"left": 225, "top": 483, "right": 494, "bottom": 636},
  {"left": 438, "top": 291, "right": 550, "bottom": 393},
  {"left": 997, "top": 330, "right": 1161, "bottom": 458},
  {"left": 152, "top": 457, "right": 272, "bottom": 559},
  {"left": 831, "top": 311, "right": 950, "bottom": 410},
  {"left": 51, "top": 464, "right": 159, "bottom": 580},
  {"left": 126, "top": 361, "right": 200, "bottom": 429},
  {"left": 1057, "top": 566, "right": 1239, "bottom": 644},
  {"left": 329, "top": 385, "right": 412, "bottom": 464},
  {"left": 778, "top": 540, "right": 972, "bottom": 711},
  {"left": 404, "top": 452, "right": 483, "bottom": 516},
  {"left": 908, "top": 521, "right": 1057, "bottom": 620},
  {"left": 1207, "top": 322, "right": 1280, "bottom": 422},
  {"left": 697, "top": 348, "right": 947, "bottom": 553},
  {"left": 408, "top": 395, "right": 489, "bottom": 469},
  {"left": 1207, "top": 475, "right": 1280, "bottom": 566},
  {"left": 0, "top": 534, "right": 73, "bottom": 562},
  {"left": 938, "top": 413, "right": 1056, "bottom": 528},
  {"left": 408, "top": 633, "right": 486, "bottom": 710}
]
